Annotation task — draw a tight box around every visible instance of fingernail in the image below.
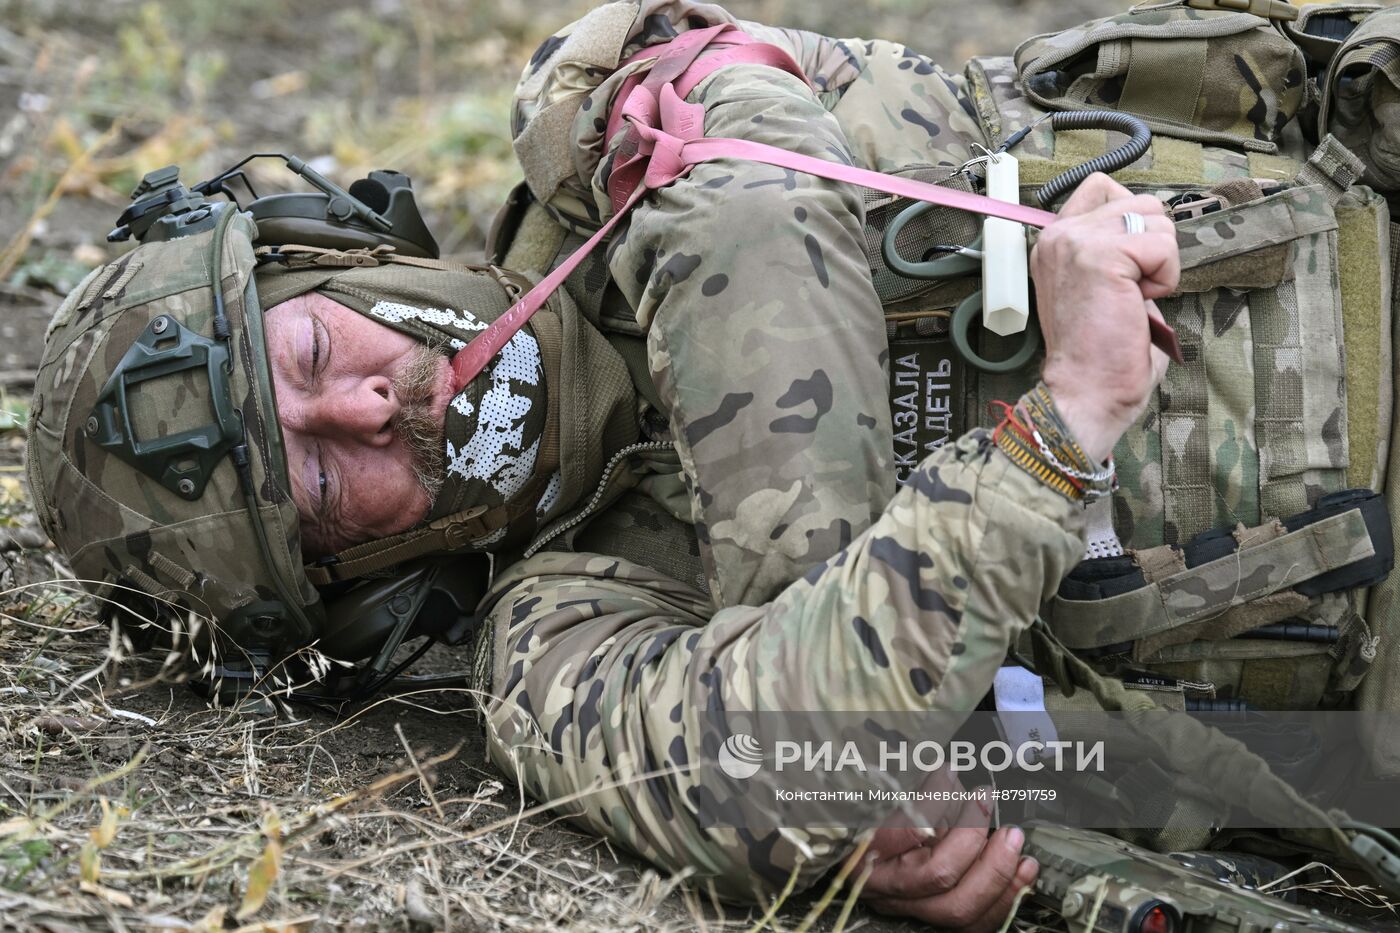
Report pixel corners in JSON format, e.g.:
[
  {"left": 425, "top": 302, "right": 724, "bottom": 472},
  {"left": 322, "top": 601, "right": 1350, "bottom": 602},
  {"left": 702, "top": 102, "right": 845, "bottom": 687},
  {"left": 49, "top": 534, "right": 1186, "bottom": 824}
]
[
  {"left": 975, "top": 791, "right": 993, "bottom": 817},
  {"left": 1005, "top": 825, "right": 1024, "bottom": 850},
  {"left": 1019, "top": 855, "right": 1039, "bottom": 875}
]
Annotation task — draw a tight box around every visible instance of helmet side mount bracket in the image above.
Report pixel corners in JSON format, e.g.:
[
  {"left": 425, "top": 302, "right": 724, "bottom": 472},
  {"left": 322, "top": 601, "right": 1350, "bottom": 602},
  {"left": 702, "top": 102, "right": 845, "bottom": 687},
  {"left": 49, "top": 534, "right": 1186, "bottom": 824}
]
[{"left": 87, "top": 313, "right": 244, "bottom": 501}]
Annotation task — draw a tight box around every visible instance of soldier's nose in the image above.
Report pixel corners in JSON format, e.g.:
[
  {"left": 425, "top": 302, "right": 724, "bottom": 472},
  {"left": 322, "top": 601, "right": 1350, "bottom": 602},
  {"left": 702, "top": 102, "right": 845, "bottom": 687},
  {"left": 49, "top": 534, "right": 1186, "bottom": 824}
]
[{"left": 315, "top": 375, "right": 399, "bottom": 446}]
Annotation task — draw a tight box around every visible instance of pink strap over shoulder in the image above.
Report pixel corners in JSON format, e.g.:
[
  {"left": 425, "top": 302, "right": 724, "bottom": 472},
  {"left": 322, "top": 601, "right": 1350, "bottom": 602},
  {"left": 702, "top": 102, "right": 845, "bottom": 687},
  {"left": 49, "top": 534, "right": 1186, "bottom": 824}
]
[{"left": 451, "top": 25, "right": 1060, "bottom": 393}]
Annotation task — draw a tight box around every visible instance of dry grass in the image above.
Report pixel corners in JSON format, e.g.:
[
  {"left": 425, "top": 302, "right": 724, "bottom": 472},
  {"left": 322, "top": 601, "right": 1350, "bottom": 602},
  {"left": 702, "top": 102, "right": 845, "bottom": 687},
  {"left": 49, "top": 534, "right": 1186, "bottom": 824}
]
[
  {"left": 0, "top": 562, "right": 949, "bottom": 931},
  {"left": 0, "top": 581, "right": 714, "bottom": 931}
]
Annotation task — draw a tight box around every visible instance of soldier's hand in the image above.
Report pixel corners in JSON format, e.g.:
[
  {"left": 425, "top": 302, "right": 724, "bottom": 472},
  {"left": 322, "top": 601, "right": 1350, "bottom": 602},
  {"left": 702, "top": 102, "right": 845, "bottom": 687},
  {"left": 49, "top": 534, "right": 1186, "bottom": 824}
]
[
  {"left": 859, "top": 823, "right": 1038, "bottom": 932},
  {"left": 1030, "top": 172, "right": 1177, "bottom": 463}
]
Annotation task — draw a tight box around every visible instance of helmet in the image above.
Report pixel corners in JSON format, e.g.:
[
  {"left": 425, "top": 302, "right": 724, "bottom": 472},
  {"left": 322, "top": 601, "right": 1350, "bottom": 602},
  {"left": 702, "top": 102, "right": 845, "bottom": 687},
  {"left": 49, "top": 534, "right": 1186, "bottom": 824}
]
[
  {"left": 26, "top": 157, "right": 637, "bottom": 671},
  {"left": 27, "top": 203, "right": 319, "bottom": 658}
]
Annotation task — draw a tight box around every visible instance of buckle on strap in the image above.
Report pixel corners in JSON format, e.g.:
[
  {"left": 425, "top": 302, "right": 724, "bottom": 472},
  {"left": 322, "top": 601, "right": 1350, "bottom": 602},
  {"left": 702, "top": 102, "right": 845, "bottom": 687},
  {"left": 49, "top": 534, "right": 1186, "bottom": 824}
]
[
  {"left": 1186, "top": 0, "right": 1298, "bottom": 21},
  {"left": 254, "top": 243, "right": 395, "bottom": 268}
]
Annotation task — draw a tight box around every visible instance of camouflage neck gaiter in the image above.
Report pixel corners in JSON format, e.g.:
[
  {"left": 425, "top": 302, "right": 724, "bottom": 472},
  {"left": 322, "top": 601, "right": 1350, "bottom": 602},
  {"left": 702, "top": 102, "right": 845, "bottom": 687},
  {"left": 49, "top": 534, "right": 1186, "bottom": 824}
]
[{"left": 365, "top": 297, "right": 550, "bottom": 539}]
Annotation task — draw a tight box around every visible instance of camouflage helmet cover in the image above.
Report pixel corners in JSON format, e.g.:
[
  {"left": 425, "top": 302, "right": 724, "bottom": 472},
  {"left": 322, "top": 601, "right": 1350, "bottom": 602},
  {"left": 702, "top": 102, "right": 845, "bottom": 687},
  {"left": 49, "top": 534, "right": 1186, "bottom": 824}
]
[{"left": 26, "top": 209, "right": 319, "bottom": 652}]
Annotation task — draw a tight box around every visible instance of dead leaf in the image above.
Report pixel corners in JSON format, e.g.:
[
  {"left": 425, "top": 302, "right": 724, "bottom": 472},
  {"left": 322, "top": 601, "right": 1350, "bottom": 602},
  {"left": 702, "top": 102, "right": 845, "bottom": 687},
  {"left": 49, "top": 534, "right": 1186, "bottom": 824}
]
[
  {"left": 191, "top": 905, "right": 227, "bottom": 933},
  {"left": 237, "top": 809, "right": 283, "bottom": 920},
  {"left": 250, "top": 71, "right": 308, "bottom": 99},
  {"left": 91, "top": 798, "right": 120, "bottom": 848}
]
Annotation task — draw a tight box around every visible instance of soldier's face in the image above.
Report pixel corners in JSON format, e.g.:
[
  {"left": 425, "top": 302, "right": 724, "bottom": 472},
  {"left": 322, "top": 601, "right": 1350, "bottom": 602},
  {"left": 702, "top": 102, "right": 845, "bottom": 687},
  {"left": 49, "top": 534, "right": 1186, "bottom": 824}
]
[{"left": 263, "top": 293, "right": 454, "bottom": 557}]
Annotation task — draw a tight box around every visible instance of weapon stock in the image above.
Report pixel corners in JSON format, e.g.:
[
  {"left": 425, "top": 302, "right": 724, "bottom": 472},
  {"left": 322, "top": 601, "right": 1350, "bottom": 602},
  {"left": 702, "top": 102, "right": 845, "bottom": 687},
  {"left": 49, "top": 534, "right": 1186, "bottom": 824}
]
[{"left": 1023, "top": 822, "right": 1366, "bottom": 933}]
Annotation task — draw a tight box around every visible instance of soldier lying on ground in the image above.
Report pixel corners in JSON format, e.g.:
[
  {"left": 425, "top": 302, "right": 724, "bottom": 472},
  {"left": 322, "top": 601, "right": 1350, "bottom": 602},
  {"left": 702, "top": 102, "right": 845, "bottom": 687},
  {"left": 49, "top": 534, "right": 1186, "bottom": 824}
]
[{"left": 27, "top": 2, "right": 1178, "bottom": 930}]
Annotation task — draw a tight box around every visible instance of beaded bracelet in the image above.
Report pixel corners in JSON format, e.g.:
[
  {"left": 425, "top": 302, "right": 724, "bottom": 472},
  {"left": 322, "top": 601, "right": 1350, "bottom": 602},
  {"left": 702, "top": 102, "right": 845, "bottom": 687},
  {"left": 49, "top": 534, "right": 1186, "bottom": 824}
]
[{"left": 992, "top": 384, "right": 1117, "bottom": 503}]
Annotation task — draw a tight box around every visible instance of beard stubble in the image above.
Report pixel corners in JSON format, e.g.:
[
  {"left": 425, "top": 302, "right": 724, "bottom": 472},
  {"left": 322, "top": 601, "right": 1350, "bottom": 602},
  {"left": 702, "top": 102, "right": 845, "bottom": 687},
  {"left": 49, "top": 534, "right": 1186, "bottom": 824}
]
[{"left": 393, "top": 345, "right": 449, "bottom": 506}]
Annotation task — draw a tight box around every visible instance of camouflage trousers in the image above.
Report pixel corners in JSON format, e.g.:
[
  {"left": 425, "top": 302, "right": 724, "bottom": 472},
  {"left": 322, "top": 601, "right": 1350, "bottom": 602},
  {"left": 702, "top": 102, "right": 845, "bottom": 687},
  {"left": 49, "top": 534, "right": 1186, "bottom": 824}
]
[{"left": 481, "top": 34, "right": 1086, "bottom": 899}]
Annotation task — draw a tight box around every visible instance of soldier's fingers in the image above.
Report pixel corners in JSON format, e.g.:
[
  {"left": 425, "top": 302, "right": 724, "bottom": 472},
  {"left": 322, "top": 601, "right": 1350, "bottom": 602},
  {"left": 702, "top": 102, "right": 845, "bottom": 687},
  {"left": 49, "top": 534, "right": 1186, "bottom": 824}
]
[
  {"left": 1117, "top": 231, "right": 1181, "bottom": 299},
  {"left": 1113, "top": 193, "right": 1169, "bottom": 221},
  {"left": 918, "top": 826, "right": 1026, "bottom": 926},
  {"left": 863, "top": 826, "right": 991, "bottom": 899},
  {"left": 1056, "top": 172, "right": 1135, "bottom": 218},
  {"left": 865, "top": 826, "right": 1026, "bottom": 928},
  {"left": 1075, "top": 193, "right": 1169, "bottom": 233}
]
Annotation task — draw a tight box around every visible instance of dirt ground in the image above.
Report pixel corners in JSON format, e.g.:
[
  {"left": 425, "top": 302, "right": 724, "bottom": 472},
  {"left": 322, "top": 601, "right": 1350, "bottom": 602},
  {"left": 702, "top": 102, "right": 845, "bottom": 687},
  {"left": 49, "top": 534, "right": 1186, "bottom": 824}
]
[{"left": 4, "top": 1, "right": 1400, "bottom": 931}]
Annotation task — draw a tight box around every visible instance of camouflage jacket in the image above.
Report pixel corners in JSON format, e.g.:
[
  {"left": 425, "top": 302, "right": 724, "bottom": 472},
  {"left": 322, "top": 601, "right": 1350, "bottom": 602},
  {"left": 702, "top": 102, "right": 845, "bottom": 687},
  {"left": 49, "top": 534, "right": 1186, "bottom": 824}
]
[
  {"left": 471, "top": 0, "right": 1092, "bottom": 898},
  {"left": 507, "top": 0, "right": 1006, "bottom": 608}
]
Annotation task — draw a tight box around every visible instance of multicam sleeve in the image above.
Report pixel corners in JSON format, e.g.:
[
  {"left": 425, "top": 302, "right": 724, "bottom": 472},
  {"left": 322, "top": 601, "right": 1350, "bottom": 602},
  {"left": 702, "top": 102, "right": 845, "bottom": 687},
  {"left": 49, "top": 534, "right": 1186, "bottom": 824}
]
[
  {"left": 484, "top": 429, "right": 1088, "bottom": 899},
  {"left": 605, "top": 61, "right": 897, "bottom": 611}
]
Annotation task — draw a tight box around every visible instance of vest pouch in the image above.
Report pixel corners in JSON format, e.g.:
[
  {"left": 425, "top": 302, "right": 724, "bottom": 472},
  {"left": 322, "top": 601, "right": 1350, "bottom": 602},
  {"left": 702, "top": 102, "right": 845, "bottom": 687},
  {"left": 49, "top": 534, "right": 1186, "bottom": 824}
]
[
  {"left": 1144, "top": 638, "right": 1339, "bottom": 709},
  {"left": 1013, "top": 5, "right": 1307, "bottom": 152},
  {"left": 1043, "top": 490, "right": 1389, "bottom": 709},
  {"left": 1320, "top": 6, "right": 1400, "bottom": 192},
  {"left": 1100, "top": 184, "right": 1391, "bottom": 714},
  {"left": 1041, "top": 176, "right": 1388, "bottom": 706},
  {"left": 1286, "top": 3, "right": 1385, "bottom": 75},
  {"left": 1357, "top": 219, "right": 1400, "bottom": 777},
  {"left": 1113, "top": 184, "right": 1352, "bottom": 549}
]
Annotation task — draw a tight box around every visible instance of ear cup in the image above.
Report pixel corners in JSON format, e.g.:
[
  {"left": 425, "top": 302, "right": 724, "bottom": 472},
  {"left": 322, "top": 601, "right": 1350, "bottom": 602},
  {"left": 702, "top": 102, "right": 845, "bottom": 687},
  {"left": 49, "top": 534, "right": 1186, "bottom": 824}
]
[
  {"left": 348, "top": 177, "right": 391, "bottom": 214},
  {"left": 249, "top": 173, "right": 440, "bottom": 259}
]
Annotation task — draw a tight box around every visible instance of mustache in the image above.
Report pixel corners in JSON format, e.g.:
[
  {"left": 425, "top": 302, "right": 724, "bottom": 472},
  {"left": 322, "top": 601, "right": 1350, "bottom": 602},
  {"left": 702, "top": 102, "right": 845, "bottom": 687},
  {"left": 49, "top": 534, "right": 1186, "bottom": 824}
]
[{"left": 393, "top": 345, "right": 447, "bottom": 505}]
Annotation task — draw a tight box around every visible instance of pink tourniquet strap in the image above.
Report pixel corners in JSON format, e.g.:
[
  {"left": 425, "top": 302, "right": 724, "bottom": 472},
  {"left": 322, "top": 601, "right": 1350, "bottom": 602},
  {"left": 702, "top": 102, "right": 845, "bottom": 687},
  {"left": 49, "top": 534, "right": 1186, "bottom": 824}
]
[
  {"left": 451, "top": 27, "right": 1067, "bottom": 392},
  {"left": 606, "top": 25, "right": 752, "bottom": 146},
  {"left": 449, "top": 190, "right": 643, "bottom": 392},
  {"left": 687, "top": 137, "right": 1057, "bottom": 225}
]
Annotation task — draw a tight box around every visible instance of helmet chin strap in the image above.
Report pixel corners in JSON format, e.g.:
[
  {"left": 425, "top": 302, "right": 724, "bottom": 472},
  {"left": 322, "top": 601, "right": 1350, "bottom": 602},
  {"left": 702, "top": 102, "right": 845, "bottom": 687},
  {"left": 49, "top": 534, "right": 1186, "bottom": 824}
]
[{"left": 208, "top": 207, "right": 318, "bottom": 648}]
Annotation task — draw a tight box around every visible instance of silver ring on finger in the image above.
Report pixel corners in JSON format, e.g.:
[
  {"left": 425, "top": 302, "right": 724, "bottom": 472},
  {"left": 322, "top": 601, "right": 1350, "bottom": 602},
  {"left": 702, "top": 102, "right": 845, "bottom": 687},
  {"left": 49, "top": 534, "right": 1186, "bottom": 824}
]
[{"left": 1121, "top": 211, "right": 1147, "bottom": 235}]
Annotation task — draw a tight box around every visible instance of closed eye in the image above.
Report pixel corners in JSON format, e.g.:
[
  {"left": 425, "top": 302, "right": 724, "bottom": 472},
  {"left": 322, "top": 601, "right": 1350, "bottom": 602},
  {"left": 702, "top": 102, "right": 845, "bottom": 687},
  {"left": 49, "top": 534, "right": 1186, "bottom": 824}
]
[{"left": 311, "top": 316, "right": 329, "bottom": 380}]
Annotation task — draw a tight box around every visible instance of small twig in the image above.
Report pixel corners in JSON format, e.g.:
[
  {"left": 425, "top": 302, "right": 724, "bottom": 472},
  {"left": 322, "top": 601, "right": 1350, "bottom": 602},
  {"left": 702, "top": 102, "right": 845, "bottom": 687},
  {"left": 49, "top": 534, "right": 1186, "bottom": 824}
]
[
  {"left": 393, "top": 721, "right": 444, "bottom": 822},
  {"left": 996, "top": 881, "right": 1036, "bottom": 933},
  {"left": 831, "top": 854, "right": 874, "bottom": 933},
  {"left": 746, "top": 860, "right": 804, "bottom": 933}
]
